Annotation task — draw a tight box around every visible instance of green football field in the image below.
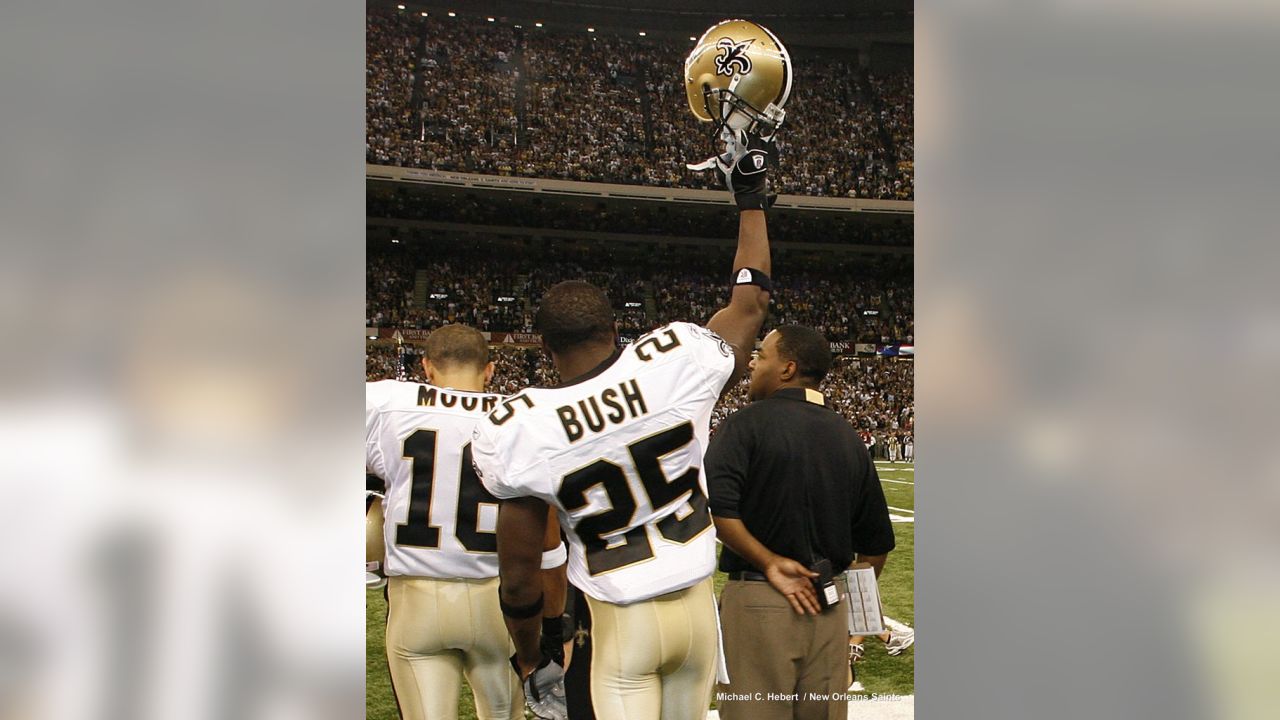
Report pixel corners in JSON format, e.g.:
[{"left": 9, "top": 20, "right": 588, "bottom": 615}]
[{"left": 366, "top": 461, "right": 915, "bottom": 719}]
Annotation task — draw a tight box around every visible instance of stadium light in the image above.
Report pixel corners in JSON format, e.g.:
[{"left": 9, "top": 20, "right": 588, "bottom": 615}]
[
  {"left": 447, "top": 11, "right": 456, "bottom": 17},
  {"left": 487, "top": 17, "right": 494, "bottom": 22},
  {"left": 638, "top": 31, "right": 646, "bottom": 36},
  {"left": 535, "top": 22, "right": 543, "bottom": 27},
  {"left": 420, "top": 12, "right": 428, "bottom": 17},
  {"left": 689, "top": 36, "right": 696, "bottom": 41},
  {"left": 396, "top": 4, "right": 405, "bottom": 9}
]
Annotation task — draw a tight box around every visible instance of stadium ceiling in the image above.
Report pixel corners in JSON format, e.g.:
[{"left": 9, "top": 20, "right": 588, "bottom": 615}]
[{"left": 380, "top": 1, "right": 913, "bottom": 48}]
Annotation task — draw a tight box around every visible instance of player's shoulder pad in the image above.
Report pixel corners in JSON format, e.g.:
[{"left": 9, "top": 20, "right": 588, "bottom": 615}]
[
  {"left": 682, "top": 322, "right": 735, "bottom": 359},
  {"left": 364, "top": 379, "right": 402, "bottom": 412}
]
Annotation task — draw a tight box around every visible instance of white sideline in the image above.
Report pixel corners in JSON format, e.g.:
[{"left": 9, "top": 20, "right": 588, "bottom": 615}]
[{"left": 880, "top": 478, "right": 913, "bottom": 485}]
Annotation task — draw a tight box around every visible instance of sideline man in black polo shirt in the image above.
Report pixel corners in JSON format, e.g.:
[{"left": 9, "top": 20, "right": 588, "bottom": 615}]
[{"left": 706, "top": 325, "right": 895, "bottom": 720}]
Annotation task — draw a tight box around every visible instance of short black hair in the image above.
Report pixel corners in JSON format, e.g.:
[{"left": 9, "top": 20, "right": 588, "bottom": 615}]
[
  {"left": 773, "top": 325, "right": 832, "bottom": 386},
  {"left": 535, "top": 281, "right": 616, "bottom": 354},
  {"left": 422, "top": 324, "right": 489, "bottom": 370}
]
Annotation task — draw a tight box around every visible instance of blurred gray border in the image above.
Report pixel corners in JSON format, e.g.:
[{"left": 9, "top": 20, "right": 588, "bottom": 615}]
[
  {"left": 917, "top": 3, "right": 1279, "bottom": 719},
  {"left": 1, "top": 1, "right": 366, "bottom": 718},
  {"left": 5, "top": 0, "right": 1278, "bottom": 717}
]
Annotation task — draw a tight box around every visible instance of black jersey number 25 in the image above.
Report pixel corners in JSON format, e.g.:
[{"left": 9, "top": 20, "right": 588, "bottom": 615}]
[
  {"left": 556, "top": 421, "right": 712, "bottom": 576},
  {"left": 397, "top": 429, "right": 498, "bottom": 552}
]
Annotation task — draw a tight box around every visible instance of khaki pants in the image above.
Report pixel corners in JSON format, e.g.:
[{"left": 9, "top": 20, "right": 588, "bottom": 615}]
[
  {"left": 717, "top": 579, "right": 848, "bottom": 720},
  {"left": 584, "top": 577, "right": 718, "bottom": 720},
  {"left": 385, "top": 575, "right": 523, "bottom": 720}
]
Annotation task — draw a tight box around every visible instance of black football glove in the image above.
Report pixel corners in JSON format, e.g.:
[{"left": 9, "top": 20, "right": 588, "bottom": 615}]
[
  {"left": 722, "top": 133, "right": 777, "bottom": 210},
  {"left": 687, "top": 128, "right": 779, "bottom": 210}
]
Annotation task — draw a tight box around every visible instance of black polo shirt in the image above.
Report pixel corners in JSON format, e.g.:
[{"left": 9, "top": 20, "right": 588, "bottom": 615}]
[{"left": 705, "top": 386, "right": 896, "bottom": 574}]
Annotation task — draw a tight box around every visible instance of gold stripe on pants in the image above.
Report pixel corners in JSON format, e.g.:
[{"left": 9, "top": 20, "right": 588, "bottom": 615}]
[
  {"left": 585, "top": 577, "right": 718, "bottom": 720},
  {"left": 717, "top": 579, "right": 848, "bottom": 720},
  {"left": 385, "top": 575, "right": 523, "bottom": 720}
]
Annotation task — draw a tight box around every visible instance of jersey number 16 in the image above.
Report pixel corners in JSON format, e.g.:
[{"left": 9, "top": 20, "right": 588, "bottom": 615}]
[{"left": 397, "top": 429, "right": 498, "bottom": 553}]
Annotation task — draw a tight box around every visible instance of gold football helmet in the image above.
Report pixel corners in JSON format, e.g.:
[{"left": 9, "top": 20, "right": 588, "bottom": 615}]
[{"left": 685, "top": 19, "right": 792, "bottom": 137}]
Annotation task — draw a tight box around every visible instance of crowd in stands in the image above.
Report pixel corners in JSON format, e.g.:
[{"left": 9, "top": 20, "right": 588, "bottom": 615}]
[
  {"left": 365, "top": 238, "right": 667, "bottom": 336},
  {"left": 520, "top": 31, "right": 654, "bottom": 184},
  {"left": 366, "top": 11, "right": 422, "bottom": 166},
  {"left": 708, "top": 358, "right": 913, "bottom": 452},
  {"left": 366, "top": 344, "right": 414, "bottom": 383},
  {"left": 366, "top": 9, "right": 913, "bottom": 200},
  {"left": 872, "top": 71, "right": 914, "bottom": 199},
  {"left": 367, "top": 236, "right": 912, "bottom": 345},
  {"left": 650, "top": 267, "right": 913, "bottom": 345},
  {"left": 368, "top": 339, "right": 912, "bottom": 449},
  {"left": 366, "top": 251, "right": 415, "bottom": 328}
]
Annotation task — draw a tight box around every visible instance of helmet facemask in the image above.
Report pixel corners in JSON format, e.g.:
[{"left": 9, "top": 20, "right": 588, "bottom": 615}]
[{"left": 701, "top": 82, "right": 786, "bottom": 140}]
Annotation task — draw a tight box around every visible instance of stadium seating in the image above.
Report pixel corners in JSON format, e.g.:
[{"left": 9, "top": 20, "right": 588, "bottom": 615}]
[
  {"left": 365, "top": 237, "right": 912, "bottom": 345},
  {"left": 365, "top": 9, "right": 913, "bottom": 200},
  {"left": 365, "top": 188, "right": 914, "bottom": 247},
  {"left": 365, "top": 8, "right": 914, "bottom": 450}
]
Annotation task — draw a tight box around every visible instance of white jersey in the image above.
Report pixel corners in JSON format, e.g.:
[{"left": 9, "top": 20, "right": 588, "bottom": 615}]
[
  {"left": 473, "top": 322, "right": 736, "bottom": 604},
  {"left": 366, "top": 380, "right": 505, "bottom": 579}
]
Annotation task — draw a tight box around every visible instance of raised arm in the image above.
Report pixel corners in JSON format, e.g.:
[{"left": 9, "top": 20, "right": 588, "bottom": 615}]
[{"left": 705, "top": 135, "right": 777, "bottom": 392}]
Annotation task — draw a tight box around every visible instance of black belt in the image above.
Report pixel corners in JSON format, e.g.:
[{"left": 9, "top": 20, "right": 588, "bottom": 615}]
[{"left": 727, "top": 571, "right": 768, "bottom": 582}]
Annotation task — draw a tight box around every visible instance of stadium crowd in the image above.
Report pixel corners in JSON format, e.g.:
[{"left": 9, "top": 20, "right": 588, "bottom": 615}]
[
  {"left": 366, "top": 10, "right": 423, "bottom": 166},
  {"left": 366, "top": 9, "right": 913, "bottom": 200},
  {"left": 367, "top": 237, "right": 912, "bottom": 345}
]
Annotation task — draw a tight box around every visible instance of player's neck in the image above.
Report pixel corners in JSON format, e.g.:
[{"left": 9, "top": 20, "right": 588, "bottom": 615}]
[
  {"left": 427, "top": 372, "right": 485, "bottom": 393},
  {"left": 553, "top": 342, "right": 618, "bottom": 384}
]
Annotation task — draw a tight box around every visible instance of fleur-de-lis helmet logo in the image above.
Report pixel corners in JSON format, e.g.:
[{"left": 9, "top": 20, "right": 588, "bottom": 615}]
[{"left": 713, "top": 37, "right": 755, "bottom": 76}]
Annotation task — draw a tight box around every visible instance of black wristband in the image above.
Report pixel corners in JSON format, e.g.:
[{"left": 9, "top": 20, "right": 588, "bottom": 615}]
[
  {"left": 732, "top": 267, "right": 773, "bottom": 293},
  {"left": 539, "top": 616, "right": 567, "bottom": 666},
  {"left": 499, "top": 591, "right": 544, "bottom": 619},
  {"left": 541, "top": 614, "right": 569, "bottom": 643},
  {"left": 735, "top": 192, "right": 776, "bottom": 211}
]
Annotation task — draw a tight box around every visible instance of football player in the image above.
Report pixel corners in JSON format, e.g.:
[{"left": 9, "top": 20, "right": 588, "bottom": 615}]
[
  {"left": 366, "top": 324, "right": 568, "bottom": 720},
  {"left": 473, "top": 124, "right": 783, "bottom": 720}
]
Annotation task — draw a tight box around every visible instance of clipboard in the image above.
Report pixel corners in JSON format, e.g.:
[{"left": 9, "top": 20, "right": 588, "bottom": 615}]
[{"left": 841, "top": 562, "right": 885, "bottom": 636}]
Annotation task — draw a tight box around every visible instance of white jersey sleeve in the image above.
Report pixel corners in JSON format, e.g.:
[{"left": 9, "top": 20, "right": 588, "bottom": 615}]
[
  {"left": 674, "top": 322, "right": 738, "bottom": 395},
  {"left": 472, "top": 392, "right": 536, "bottom": 501},
  {"left": 474, "top": 323, "right": 737, "bottom": 605},
  {"left": 365, "top": 380, "right": 399, "bottom": 480},
  {"left": 365, "top": 380, "right": 506, "bottom": 580}
]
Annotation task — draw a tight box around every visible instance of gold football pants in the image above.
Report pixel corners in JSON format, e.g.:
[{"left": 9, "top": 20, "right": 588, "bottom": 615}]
[
  {"left": 584, "top": 577, "right": 718, "bottom": 720},
  {"left": 385, "top": 575, "right": 523, "bottom": 720}
]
